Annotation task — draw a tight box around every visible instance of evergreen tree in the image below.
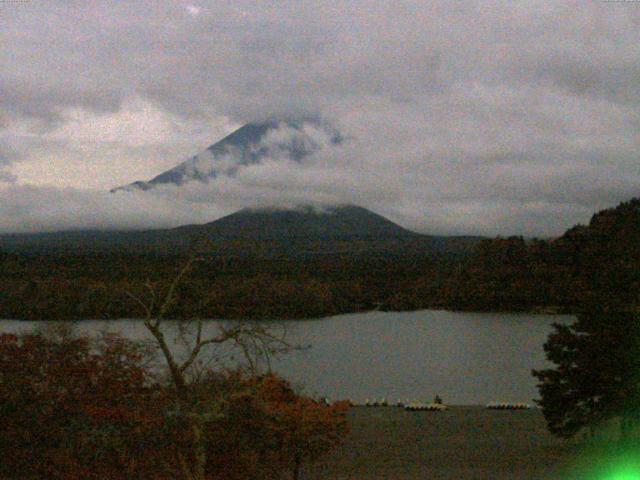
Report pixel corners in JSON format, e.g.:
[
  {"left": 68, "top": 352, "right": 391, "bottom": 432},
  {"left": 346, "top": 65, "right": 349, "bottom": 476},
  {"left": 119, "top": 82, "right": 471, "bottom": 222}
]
[{"left": 533, "top": 311, "right": 640, "bottom": 439}]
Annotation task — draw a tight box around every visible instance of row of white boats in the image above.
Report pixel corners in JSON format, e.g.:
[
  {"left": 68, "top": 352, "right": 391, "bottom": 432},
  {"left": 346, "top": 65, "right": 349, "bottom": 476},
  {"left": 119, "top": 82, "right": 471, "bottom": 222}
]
[
  {"left": 363, "top": 399, "right": 447, "bottom": 411},
  {"left": 362, "top": 398, "right": 532, "bottom": 411},
  {"left": 485, "top": 402, "right": 532, "bottom": 410}
]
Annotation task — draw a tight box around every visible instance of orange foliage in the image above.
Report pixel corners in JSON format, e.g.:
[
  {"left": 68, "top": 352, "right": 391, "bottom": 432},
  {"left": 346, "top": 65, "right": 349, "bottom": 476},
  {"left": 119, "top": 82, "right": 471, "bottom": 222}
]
[
  {"left": 202, "top": 372, "right": 349, "bottom": 479},
  {"left": 0, "top": 333, "right": 350, "bottom": 480},
  {"left": 0, "top": 331, "right": 172, "bottom": 480}
]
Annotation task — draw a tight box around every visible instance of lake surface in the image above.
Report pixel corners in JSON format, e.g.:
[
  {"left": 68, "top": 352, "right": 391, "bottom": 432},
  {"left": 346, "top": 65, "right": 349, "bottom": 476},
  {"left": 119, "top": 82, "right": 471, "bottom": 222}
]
[{"left": 0, "top": 310, "right": 571, "bottom": 405}]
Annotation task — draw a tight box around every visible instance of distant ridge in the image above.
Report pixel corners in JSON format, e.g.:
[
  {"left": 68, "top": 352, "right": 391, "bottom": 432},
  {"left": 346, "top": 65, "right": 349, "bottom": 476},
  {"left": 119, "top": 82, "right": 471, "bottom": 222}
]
[
  {"left": 0, "top": 204, "right": 483, "bottom": 256},
  {"left": 173, "top": 205, "right": 420, "bottom": 241},
  {"left": 3, "top": 197, "right": 640, "bottom": 321}
]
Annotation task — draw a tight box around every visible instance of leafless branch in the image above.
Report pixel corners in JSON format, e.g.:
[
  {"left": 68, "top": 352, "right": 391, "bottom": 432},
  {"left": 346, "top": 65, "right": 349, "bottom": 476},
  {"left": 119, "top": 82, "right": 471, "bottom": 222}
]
[
  {"left": 125, "top": 290, "right": 152, "bottom": 319},
  {"left": 124, "top": 247, "right": 293, "bottom": 396}
]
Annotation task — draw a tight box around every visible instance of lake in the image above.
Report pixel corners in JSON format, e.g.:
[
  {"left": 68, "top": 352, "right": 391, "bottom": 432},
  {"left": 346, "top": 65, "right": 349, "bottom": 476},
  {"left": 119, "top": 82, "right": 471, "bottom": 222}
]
[{"left": 0, "top": 310, "right": 571, "bottom": 405}]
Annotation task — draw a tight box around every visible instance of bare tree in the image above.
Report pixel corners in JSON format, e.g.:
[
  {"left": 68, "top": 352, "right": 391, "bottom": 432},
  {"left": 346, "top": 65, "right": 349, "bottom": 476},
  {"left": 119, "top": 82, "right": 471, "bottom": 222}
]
[{"left": 126, "top": 251, "right": 291, "bottom": 480}]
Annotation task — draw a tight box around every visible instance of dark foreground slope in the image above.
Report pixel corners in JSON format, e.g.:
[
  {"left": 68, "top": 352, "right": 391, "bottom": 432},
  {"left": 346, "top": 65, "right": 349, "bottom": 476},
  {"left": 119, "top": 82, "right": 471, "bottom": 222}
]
[{"left": 303, "top": 406, "right": 575, "bottom": 480}]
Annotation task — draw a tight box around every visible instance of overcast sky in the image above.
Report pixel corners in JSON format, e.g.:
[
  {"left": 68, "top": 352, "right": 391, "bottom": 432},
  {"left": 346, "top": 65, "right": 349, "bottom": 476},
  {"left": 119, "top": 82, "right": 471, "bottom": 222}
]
[{"left": 1, "top": 0, "right": 639, "bottom": 236}]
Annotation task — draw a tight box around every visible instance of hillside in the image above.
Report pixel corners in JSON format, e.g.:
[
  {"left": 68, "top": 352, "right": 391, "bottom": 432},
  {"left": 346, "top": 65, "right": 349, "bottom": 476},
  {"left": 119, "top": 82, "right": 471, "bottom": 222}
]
[
  {"left": 2, "top": 198, "right": 637, "bottom": 321},
  {"left": 437, "top": 197, "right": 640, "bottom": 312},
  {"left": 0, "top": 205, "right": 482, "bottom": 257},
  {"left": 175, "top": 205, "right": 418, "bottom": 241}
]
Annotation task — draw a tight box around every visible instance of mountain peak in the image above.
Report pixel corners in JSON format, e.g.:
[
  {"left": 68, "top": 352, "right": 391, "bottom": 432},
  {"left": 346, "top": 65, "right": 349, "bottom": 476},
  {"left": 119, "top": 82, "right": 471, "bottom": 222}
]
[{"left": 111, "top": 118, "right": 341, "bottom": 192}]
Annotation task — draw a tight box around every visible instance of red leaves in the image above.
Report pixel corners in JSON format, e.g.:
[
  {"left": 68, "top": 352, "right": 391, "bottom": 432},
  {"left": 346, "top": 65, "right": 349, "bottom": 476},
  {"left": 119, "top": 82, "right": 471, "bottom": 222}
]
[
  {"left": 0, "top": 333, "right": 17, "bottom": 344},
  {"left": 0, "top": 331, "right": 167, "bottom": 479},
  {"left": 208, "top": 372, "right": 350, "bottom": 477},
  {"left": 0, "top": 333, "right": 350, "bottom": 480}
]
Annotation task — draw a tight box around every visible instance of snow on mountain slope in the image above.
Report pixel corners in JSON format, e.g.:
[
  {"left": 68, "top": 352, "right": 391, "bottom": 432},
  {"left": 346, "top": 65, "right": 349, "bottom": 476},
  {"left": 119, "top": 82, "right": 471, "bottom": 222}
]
[{"left": 111, "top": 118, "right": 342, "bottom": 192}]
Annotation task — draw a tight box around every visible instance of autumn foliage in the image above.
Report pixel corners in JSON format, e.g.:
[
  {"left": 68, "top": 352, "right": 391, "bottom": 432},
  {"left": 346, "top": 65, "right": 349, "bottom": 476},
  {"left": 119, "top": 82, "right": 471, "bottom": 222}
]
[
  {"left": 0, "top": 331, "right": 170, "bottom": 479},
  {"left": 0, "top": 331, "right": 349, "bottom": 479},
  {"left": 201, "top": 372, "right": 350, "bottom": 479}
]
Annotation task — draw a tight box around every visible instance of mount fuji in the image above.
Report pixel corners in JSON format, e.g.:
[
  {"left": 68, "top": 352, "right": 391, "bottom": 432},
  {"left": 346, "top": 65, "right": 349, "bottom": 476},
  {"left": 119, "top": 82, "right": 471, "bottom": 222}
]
[
  {"left": 112, "top": 118, "right": 342, "bottom": 192},
  {"left": 0, "top": 119, "right": 483, "bottom": 255}
]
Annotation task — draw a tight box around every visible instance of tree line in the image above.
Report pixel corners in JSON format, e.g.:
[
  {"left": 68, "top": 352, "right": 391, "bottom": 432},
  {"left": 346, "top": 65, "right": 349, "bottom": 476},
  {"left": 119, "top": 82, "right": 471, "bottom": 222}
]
[{"left": 2, "top": 198, "right": 639, "bottom": 320}]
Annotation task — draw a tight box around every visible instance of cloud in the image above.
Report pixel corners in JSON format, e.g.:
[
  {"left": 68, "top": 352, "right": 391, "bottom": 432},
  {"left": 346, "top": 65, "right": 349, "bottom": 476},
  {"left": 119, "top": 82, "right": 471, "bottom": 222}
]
[
  {"left": 186, "top": 5, "right": 202, "bottom": 17},
  {"left": 0, "top": 144, "right": 17, "bottom": 184},
  {"left": 1, "top": 1, "right": 639, "bottom": 236},
  {"left": 1, "top": 104, "right": 638, "bottom": 236},
  {"left": 6, "top": 97, "right": 238, "bottom": 188},
  {"left": 0, "top": 185, "right": 227, "bottom": 234},
  {"left": 0, "top": 171, "right": 17, "bottom": 184}
]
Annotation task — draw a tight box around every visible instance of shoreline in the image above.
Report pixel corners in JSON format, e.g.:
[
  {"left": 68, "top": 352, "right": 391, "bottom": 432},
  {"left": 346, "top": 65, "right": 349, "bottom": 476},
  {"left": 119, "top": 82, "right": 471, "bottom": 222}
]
[{"left": 0, "top": 305, "right": 576, "bottom": 323}]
